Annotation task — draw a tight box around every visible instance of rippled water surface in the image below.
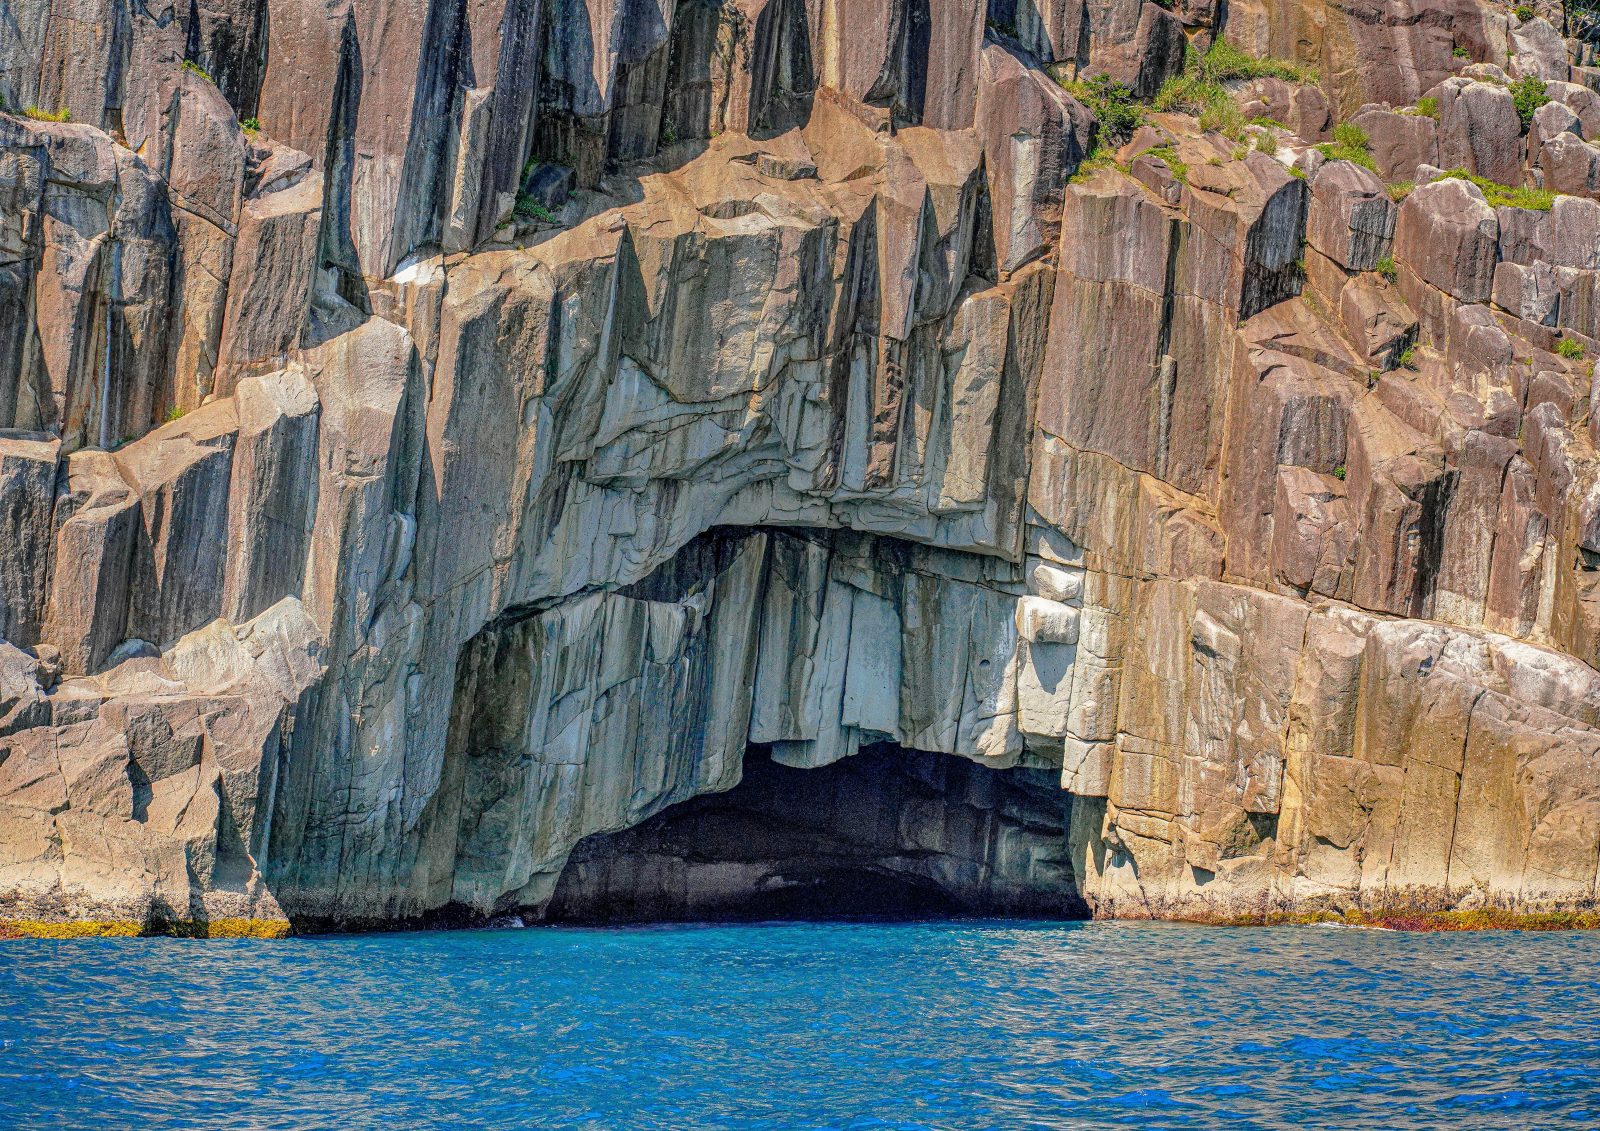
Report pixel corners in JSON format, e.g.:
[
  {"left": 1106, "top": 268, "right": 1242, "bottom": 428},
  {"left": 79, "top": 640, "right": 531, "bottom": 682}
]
[{"left": 2, "top": 920, "right": 1598, "bottom": 1129}]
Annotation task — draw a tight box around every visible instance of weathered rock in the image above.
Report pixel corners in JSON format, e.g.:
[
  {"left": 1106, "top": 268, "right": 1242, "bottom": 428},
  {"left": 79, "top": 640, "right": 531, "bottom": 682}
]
[
  {"left": 43, "top": 451, "right": 140, "bottom": 676},
  {"left": 215, "top": 175, "right": 323, "bottom": 385},
  {"left": 1307, "top": 159, "right": 1396, "bottom": 271},
  {"left": 1510, "top": 17, "right": 1570, "bottom": 82},
  {"left": 112, "top": 400, "right": 238, "bottom": 648},
  {"left": 4, "top": 8, "right": 1600, "bottom": 933},
  {"left": 0, "top": 433, "right": 59, "bottom": 647},
  {"left": 1393, "top": 177, "right": 1499, "bottom": 305},
  {"left": 1432, "top": 77, "right": 1524, "bottom": 186},
  {"left": 1352, "top": 106, "right": 1437, "bottom": 184},
  {"left": 976, "top": 42, "right": 1093, "bottom": 274}
]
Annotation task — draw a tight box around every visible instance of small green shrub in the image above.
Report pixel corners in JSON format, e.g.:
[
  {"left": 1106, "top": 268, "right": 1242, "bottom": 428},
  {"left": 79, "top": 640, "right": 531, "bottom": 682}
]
[
  {"left": 1387, "top": 180, "right": 1415, "bottom": 201},
  {"left": 513, "top": 194, "right": 558, "bottom": 224},
  {"left": 1287, "top": 164, "right": 1308, "bottom": 179},
  {"left": 1060, "top": 74, "right": 1146, "bottom": 145},
  {"left": 1315, "top": 121, "right": 1376, "bottom": 172},
  {"left": 1332, "top": 465, "right": 1347, "bottom": 480},
  {"left": 1254, "top": 129, "right": 1278, "bottom": 154},
  {"left": 660, "top": 121, "right": 678, "bottom": 146},
  {"left": 1452, "top": 45, "right": 1471, "bottom": 59},
  {"left": 240, "top": 117, "right": 261, "bottom": 135},
  {"left": 1398, "top": 345, "right": 1418, "bottom": 369},
  {"left": 1432, "top": 167, "right": 1554, "bottom": 209},
  {"left": 165, "top": 404, "right": 188, "bottom": 423},
  {"left": 1557, "top": 337, "right": 1587, "bottom": 360},
  {"left": 22, "top": 104, "right": 70, "bottom": 122},
  {"left": 1414, "top": 96, "right": 1439, "bottom": 118},
  {"left": 1513, "top": 4, "right": 1535, "bottom": 20},
  {"left": 1375, "top": 255, "right": 1398, "bottom": 283},
  {"left": 179, "top": 59, "right": 213, "bottom": 83},
  {"left": 1509, "top": 74, "right": 1550, "bottom": 131}
]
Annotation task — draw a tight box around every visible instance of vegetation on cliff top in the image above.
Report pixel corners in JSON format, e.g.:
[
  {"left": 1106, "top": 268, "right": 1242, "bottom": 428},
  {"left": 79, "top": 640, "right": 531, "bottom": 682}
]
[
  {"left": 1152, "top": 39, "right": 1318, "bottom": 140},
  {"left": 1432, "top": 167, "right": 1555, "bottom": 210},
  {"left": 1315, "top": 121, "right": 1376, "bottom": 172},
  {"left": 1057, "top": 73, "right": 1145, "bottom": 145},
  {"left": 21, "top": 104, "right": 71, "bottom": 123},
  {"left": 1509, "top": 73, "right": 1551, "bottom": 131},
  {"left": 1137, "top": 145, "right": 1189, "bottom": 182}
]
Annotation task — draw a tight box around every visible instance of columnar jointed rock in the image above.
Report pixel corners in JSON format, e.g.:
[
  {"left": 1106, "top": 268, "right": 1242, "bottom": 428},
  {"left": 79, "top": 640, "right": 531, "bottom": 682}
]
[{"left": 3, "top": 0, "right": 1600, "bottom": 933}]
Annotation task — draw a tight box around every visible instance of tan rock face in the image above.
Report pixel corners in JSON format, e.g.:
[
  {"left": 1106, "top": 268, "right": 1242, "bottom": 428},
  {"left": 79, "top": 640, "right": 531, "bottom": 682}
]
[{"left": 3, "top": 0, "right": 1600, "bottom": 930}]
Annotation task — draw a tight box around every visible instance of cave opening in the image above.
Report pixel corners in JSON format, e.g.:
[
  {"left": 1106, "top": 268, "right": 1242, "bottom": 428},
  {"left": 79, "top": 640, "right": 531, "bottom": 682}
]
[{"left": 543, "top": 743, "right": 1090, "bottom": 923}]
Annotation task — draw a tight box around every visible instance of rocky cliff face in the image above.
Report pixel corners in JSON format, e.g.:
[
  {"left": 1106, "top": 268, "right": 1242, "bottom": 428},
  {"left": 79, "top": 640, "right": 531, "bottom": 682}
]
[{"left": 3, "top": 0, "right": 1600, "bottom": 933}]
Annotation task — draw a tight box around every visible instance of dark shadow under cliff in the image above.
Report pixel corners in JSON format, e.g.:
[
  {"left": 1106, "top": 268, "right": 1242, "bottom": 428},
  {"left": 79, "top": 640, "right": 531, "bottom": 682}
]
[{"left": 544, "top": 743, "right": 1089, "bottom": 923}]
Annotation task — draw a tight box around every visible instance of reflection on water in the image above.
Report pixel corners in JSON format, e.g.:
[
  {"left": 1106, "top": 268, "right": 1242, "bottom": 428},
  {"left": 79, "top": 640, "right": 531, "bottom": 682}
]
[{"left": 2, "top": 920, "right": 1598, "bottom": 1129}]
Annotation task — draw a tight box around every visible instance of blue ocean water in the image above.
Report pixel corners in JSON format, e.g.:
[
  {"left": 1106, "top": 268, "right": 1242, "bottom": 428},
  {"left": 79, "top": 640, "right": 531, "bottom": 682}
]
[{"left": 1, "top": 920, "right": 1597, "bottom": 1130}]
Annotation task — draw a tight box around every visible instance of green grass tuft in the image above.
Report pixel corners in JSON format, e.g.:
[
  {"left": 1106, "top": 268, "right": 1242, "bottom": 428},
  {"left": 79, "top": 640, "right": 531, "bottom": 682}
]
[
  {"left": 22, "top": 104, "right": 70, "bottom": 122},
  {"left": 1557, "top": 337, "right": 1587, "bottom": 361},
  {"left": 1315, "top": 121, "right": 1377, "bottom": 172},
  {"left": 1138, "top": 145, "right": 1189, "bottom": 182},
  {"left": 1066, "top": 143, "right": 1123, "bottom": 184},
  {"left": 1153, "top": 39, "right": 1316, "bottom": 142},
  {"left": 179, "top": 59, "right": 214, "bottom": 83},
  {"left": 1198, "top": 37, "right": 1319, "bottom": 85},
  {"left": 1375, "top": 255, "right": 1398, "bottom": 283}
]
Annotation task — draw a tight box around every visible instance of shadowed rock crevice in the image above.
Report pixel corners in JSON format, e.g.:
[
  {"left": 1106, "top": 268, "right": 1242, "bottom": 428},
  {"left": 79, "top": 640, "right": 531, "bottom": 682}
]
[{"left": 545, "top": 743, "right": 1088, "bottom": 922}]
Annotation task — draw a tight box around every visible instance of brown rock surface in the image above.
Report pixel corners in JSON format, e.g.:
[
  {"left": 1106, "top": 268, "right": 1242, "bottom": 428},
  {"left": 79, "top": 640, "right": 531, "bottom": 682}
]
[{"left": 3, "top": 2, "right": 1600, "bottom": 932}]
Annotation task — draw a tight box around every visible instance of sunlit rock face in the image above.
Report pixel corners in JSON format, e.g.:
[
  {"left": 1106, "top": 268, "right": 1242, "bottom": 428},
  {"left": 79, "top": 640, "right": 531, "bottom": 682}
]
[{"left": 3, "top": 0, "right": 1600, "bottom": 932}]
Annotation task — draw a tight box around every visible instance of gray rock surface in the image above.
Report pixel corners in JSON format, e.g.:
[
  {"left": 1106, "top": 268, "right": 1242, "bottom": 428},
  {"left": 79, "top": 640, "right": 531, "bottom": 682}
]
[{"left": 3, "top": 0, "right": 1600, "bottom": 934}]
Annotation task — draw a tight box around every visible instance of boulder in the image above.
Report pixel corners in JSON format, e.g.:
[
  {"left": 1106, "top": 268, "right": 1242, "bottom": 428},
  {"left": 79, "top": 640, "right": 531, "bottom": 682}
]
[
  {"left": 1393, "top": 177, "right": 1499, "bottom": 304},
  {"left": 1307, "top": 159, "right": 1396, "bottom": 271}
]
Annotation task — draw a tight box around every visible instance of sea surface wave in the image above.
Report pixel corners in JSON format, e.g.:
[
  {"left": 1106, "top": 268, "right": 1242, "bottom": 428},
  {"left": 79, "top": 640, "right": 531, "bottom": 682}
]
[{"left": 1, "top": 919, "right": 1597, "bottom": 1129}]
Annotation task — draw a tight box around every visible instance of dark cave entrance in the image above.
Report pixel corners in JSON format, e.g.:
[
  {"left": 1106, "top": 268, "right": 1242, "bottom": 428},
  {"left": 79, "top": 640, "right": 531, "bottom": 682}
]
[{"left": 544, "top": 743, "right": 1090, "bottom": 923}]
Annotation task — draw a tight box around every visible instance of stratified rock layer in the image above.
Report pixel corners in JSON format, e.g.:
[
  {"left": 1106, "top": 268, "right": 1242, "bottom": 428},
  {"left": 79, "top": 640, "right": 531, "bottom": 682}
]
[{"left": 2, "top": 0, "right": 1600, "bottom": 931}]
